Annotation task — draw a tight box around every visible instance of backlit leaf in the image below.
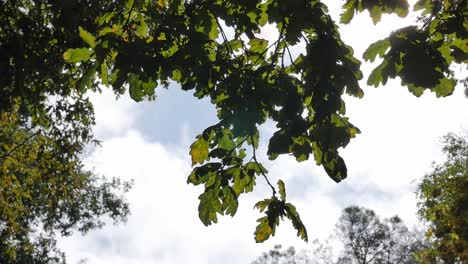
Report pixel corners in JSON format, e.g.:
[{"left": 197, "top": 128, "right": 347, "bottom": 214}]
[
  {"left": 190, "top": 137, "right": 210, "bottom": 165},
  {"left": 63, "top": 48, "right": 93, "bottom": 63},
  {"left": 79, "top": 26, "right": 96, "bottom": 47},
  {"left": 363, "top": 39, "right": 390, "bottom": 62},
  {"left": 278, "top": 180, "right": 286, "bottom": 201}
]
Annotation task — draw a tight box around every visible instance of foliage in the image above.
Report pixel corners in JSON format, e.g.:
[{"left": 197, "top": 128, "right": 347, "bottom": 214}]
[
  {"left": 252, "top": 206, "right": 429, "bottom": 264},
  {"left": 0, "top": 0, "right": 125, "bottom": 115},
  {"left": 416, "top": 132, "right": 468, "bottom": 263},
  {"left": 1, "top": 0, "right": 466, "bottom": 244},
  {"left": 0, "top": 110, "right": 131, "bottom": 262}
]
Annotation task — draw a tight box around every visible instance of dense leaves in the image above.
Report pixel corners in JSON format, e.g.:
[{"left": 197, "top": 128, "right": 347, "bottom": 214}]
[
  {"left": 340, "top": 0, "right": 409, "bottom": 24},
  {"left": 417, "top": 133, "right": 468, "bottom": 263},
  {"left": 0, "top": 0, "right": 125, "bottom": 115},
  {"left": 34, "top": 0, "right": 468, "bottom": 243},
  {"left": 0, "top": 111, "right": 131, "bottom": 263}
]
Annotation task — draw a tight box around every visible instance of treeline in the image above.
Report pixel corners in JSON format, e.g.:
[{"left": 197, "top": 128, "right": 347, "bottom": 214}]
[{"left": 252, "top": 205, "right": 428, "bottom": 264}]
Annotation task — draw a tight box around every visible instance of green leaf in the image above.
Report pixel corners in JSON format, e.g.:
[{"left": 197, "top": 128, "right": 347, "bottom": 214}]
[
  {"left": 254, "top": 198, "right": 272, "bottom": 212},
  {"left": 77, "top": 64, "right": 97, "bottom": 93},
  {"left": 363, "top": 38, "right": 390, "bottom": 62},
  {"left": 205, "top": 174, "right": 216, "bottom": 188},
  {"left": 407, "top": 83, "right": 425, "bottom": 97},
  {"left": 128, "top": 74, "right": 144, "bottom": 101},
  {"left": 142, "top": 78, "right": 157, "bottom": 95},
  {"left": 198, "top": 188, "right": 222, "bottom": 226},
  {"left": 63, "top": 48, "right": 93, "bottom": 63},
  {"left": 231, "top": 167, "right": 251, "bottom": 195},
  {"left": 278, "top": 180, "right": 286, "bottom": 201},
  {"left": 395, "top": 7, "right": 409, "bottom": 18},
  {"left": 79, "top": 26, "right": 96, "bottom": 48},
  {"left": 369, "top": 6, "right": 382, "bottom": 25},
  {"left": 245, "top": 162, "right": 268, "bottom": 176},
  {"left": 322, "top": 152, "right": 347, "bottom": 183},
  {"left": 228, "top": 39, "right": 243, "bottom": 51},
  {"left": 172, "top": 69, "right": 182, "bottom": 82},
  {"left": 312, "top": 142, "right": 323, "bottom": 166},
  {"left": 135, "top": 17, "right": 148, "bottom": 38},
  {"left": 340, "top": 0, "right": 356, "bottom": 24},
  {"left": 207, "top": 14, "right": 219, "bottom": 40},
  {"left": 218, "top": 132, "right": 235, "bottom": 150},
  {"left": 221, "top": 187, "right": 238, "bottom": 216},
  {"left": 125, "top": 0, "right": 134, "bottom": 10},
  {"left": 414, "top": 0, "right": 433, "bottom": 14},
  {"left": 187, "top": 163, "right": 221, "bottom": 185},
  {"left": 291, "top": 138, "right": 312, "bottom": 162},
  {"left": 254, "top": 216, "right": 274, "bottom": 243},
  {"left": 367, "top": 61, "right": 387, "bottom": 87},
  {"left": 433, "top": 78, "right": 455, "bottom": 97},
  {"left": 285, "top": 203, "right": 308, "bottom": 242},
  {"left": 267, "top": 130, "right": 290, "bottom": 159},
  {"left": 100, "top": 62, "right": 109, "bottom": 86},
  {"left": 190, "top": 137, "right": 210, "bottom": 165},
  {"left": 249, "top": 38, "right": 268, "bottom": 53}
]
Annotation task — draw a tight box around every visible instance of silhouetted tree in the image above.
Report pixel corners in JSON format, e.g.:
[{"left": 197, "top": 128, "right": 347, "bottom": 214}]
[{"left": 252, "top": 206, "right": 428, "bottom": 264}]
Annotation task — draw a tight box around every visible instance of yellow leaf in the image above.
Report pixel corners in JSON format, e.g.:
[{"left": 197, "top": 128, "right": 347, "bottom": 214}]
[
  {"left": 190, "top": 137, "right": 209, "bottom": 165},
  {"left": 157, "top": 0, "right": 166, "bottom": 8}
]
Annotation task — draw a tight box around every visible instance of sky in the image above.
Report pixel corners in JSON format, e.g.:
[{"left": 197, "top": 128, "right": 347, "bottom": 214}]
[{"left": 58, "top": 1, "right": 468, "bottom": 263}]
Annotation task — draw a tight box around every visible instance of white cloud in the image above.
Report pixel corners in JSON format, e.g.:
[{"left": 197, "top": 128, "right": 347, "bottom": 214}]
[{"left": 89, "top": 89, "right": 141, "bottom": 140}]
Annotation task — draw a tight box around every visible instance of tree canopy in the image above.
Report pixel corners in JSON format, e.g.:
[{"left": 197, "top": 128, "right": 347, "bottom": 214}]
[
  {"left": 0, "top": 109, "right": 131, "bottom": 263},
  {"left": 1, "top": 0, "right": 467, "bottom": 250},
  {"left": 417, "top": 132, "right": 468, "bottom": 263}
]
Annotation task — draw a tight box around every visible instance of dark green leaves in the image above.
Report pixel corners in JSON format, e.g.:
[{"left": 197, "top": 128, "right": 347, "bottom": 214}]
[
  {"left": 340, "top": 0, "right": 410, "bottom": 25},
  {"left": 322, "top": 151, "right": 347, "bottom": 183},
  {"left": 365, "top": 26, "right": 457, "bottom": 97}
]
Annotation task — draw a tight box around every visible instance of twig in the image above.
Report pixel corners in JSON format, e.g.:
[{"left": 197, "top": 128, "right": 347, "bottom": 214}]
[
  {"left": 215, "top": 17, "right": 235, "bottom": 57},
  {"left": 251, "top": 134, "right": 276, "bottom": 197}
]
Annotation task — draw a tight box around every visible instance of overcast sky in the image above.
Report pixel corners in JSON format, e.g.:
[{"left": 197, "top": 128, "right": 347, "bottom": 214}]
[{"left": 58, "top": 1, "right": 468, "bottom": 263}]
